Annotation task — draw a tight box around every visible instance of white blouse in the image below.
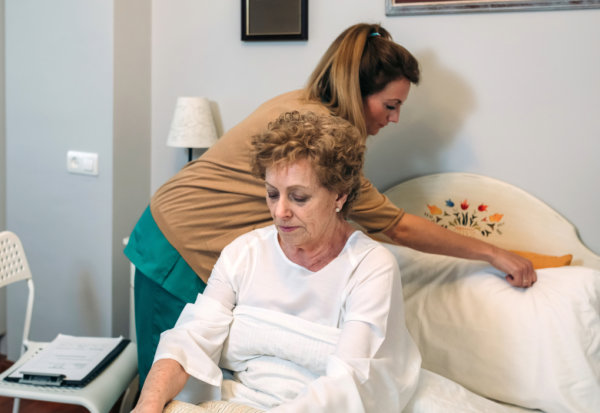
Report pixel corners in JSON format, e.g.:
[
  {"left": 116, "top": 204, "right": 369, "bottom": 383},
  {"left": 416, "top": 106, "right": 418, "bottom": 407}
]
[{"left": 154, "top": 225, "right": 421, "bottom": 412}]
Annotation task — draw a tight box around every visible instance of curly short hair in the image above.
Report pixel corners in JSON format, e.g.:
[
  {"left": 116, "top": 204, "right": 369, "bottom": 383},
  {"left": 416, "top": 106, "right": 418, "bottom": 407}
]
[{"left": 251, "top": 111, "right": 365, "bottom": 218}]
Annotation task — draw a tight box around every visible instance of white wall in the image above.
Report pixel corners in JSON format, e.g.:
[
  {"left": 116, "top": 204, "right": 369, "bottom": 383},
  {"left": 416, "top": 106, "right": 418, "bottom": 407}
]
[
  {"left": 2, "top": 0, "right": 598, "bottom": 359},
  {"left": 4, "top": 0, "right": 150, "bottom": 359},
  {"left": 6, "top": 1, "right": 113, "bottom": 359},
  {"left": 113, "top": 0, "right": 152, "bottom": 342},
  {"left": 151, "top": 1, "right": 600, "bottom": 255},
  {"left": 0, "top": 0, "right": 6, "bottom": 350},
  {"left": 0, "top": 0, "right": 4, "bottom": 230}
]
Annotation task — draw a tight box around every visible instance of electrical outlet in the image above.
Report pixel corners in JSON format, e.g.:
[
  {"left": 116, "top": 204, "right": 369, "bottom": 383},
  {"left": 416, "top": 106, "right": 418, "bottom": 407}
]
[{"left": 67, "top": 151, "right": 98, "bottom": 176}]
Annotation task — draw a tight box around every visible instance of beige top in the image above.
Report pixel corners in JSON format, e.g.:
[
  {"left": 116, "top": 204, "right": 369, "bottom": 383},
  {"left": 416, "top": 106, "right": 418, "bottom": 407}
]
[{"left": 151, "top": 90, "right": 404, "bottom": 283}]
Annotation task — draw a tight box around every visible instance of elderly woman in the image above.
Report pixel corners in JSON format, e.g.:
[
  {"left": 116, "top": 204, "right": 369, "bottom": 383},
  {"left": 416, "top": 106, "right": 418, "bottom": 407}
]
[{"left": 131, "top": 112, "right": 422, "bottom": 412}]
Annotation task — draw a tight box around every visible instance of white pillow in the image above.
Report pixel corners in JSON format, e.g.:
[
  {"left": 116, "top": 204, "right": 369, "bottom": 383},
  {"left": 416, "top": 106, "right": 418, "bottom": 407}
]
[{"left": 384, "top": 244, "right": 600, "bottom": 413}]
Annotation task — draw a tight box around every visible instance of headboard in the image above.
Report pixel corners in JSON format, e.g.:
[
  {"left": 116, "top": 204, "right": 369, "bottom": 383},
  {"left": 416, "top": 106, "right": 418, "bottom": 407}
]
[{"left": 383, "top": 172, "right": 600, "bottom": 269}]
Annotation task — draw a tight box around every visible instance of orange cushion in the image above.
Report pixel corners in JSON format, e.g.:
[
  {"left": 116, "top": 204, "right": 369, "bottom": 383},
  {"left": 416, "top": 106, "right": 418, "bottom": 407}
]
[{"left": 510, "top": 250, "right": 573, "bottom": 269}]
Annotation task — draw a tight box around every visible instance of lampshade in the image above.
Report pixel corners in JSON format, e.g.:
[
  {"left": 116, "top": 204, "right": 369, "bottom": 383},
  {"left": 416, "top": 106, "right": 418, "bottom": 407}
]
[{"left": 166, "top": 97, "right": 218, "bottom": 149}]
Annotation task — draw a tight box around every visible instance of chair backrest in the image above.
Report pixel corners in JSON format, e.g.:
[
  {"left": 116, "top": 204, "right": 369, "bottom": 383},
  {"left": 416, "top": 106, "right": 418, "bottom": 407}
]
[
  {"left": 0, "top": 231, "right": 35, "bottom": 353},
  {"left": 0, "top": 231, "right": 33, "bottom": 287}
]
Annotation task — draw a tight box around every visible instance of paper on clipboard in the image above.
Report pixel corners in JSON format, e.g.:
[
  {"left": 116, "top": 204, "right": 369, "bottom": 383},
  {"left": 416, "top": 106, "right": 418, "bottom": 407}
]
[{"left": 8, "top": 334, "right": 124, "bottom": 382}]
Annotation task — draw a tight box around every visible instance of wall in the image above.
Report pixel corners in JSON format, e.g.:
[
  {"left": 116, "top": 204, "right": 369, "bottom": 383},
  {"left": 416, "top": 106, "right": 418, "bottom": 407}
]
[
  {"left": 0, "top": 0, "right": 6, "bottom": 350},
  {"left": 2, "top": 0, "right": 598, "bottom": 359},
  {"left": 151, "top": 1, "right": 600, "bottom": 255},
  {"left": 0, "top": 0, "right": 4, "bottom": 230},
  {"left": 113, "top": 0, "right": 152, "bottom": 342},
  {"left": 4, "top": 0, "right": 150, "bottom": 360}
]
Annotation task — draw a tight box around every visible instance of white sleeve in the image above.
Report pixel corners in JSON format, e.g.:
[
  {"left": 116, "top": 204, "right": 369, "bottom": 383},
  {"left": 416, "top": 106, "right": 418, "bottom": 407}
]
[
  {"left": 268, "top": 247, "right": 422, "bottom": 412},
  {"left": 153, "top": 294, "right": 233, "bottom": 387},
  {"left": 153, "top": 245, "right": 240, "bottom": 386}
]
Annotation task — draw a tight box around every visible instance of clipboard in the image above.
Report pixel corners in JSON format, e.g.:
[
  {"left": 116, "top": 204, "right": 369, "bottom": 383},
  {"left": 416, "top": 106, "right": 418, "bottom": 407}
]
[{"left": 4, "top": 334, "right": 130, "bottom": 387}]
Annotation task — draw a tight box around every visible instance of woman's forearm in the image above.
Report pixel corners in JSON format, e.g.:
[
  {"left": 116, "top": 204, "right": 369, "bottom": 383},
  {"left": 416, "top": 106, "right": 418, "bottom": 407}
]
[
  {"left": 132, "top": 358, "right": 190, "bottom": 413},
  {"left": 385, "top": 213, "right": 536, "bottom": 287},
  {"left": 385, "top": 213, "right": 496, "bottom": 259}
]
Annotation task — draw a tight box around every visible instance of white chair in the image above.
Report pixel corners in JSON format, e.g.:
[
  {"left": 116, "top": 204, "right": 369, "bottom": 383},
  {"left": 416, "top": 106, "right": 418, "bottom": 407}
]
[{"left": 0, "top": 230, "right": 139, "bottom": 413}]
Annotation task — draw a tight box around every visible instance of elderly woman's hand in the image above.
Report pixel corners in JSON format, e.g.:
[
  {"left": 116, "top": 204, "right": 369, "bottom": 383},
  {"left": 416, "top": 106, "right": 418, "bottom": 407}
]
[{"left": 490, "top": 248, "right": 537, "bottom": 288}]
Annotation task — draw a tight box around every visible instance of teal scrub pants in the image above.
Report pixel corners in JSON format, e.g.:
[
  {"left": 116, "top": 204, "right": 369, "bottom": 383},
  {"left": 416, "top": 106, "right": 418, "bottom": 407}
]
[
  {"left": 134, "top": 268, "right": 191, "bottom": 388},
  {"left": 125, "top": 206, "right": 206, "bottom": 388}
]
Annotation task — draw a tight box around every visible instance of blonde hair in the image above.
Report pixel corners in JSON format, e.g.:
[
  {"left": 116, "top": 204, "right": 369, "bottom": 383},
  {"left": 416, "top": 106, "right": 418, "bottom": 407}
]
[
  {"left": 305, "top": 23, "right": 420, "bottom": 137},
  {"left": 251, "top": 111, "right": 365, "bottom": 218}
]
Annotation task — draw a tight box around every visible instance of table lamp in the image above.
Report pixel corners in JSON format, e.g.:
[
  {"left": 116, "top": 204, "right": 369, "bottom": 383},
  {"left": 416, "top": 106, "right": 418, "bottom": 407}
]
[{"left": 166, "top": 97, "right": 218, "bottom": 162}]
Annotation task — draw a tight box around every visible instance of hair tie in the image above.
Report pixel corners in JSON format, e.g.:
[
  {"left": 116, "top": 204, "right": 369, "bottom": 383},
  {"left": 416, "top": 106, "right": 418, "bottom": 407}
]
[{"left": 370, "top": 32, "right": 381, "bottom": 37}]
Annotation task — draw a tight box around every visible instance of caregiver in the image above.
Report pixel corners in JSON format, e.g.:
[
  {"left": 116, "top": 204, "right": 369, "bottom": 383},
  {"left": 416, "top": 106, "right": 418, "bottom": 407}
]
[{"left": 125, "top": 22, "right": 535, "bottom": 387}]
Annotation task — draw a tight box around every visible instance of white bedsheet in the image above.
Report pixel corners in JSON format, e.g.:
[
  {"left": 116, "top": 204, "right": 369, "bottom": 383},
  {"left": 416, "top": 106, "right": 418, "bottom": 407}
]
[{"left": 405, "top": 369, "right": 539, "bottom": 413}]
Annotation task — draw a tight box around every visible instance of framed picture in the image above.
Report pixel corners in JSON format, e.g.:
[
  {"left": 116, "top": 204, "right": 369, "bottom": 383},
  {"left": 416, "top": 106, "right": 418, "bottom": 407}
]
[
  {"left": 242, "top": 0, "right": 308, "bottom": 41},
  {"left": 386, "top": 0, "right": 600, "bottom": 15}
]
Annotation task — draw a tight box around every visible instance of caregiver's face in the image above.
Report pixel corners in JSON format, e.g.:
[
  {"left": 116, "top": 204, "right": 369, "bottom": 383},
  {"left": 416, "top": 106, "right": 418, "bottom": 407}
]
[{"left": 363, "top": 77, "right": 411, "bottom": 136}]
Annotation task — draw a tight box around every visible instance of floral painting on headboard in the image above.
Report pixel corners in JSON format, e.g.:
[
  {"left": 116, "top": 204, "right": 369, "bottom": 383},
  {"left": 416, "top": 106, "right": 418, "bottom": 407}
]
[{"left": 425, "top": 199, "right": 504, "bottom": 238}]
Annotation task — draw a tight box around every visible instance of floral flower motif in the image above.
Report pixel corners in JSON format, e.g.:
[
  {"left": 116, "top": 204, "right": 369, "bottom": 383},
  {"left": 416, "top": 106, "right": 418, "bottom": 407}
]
[
  {"left": 488, "top": 213, "right": 504, "bottom": 223},
  {"left": 423, "top": 198, "right": 505, "bottom": 237},
  {"left": 427, "top": 205, "right": 442, "bottom": 215}
]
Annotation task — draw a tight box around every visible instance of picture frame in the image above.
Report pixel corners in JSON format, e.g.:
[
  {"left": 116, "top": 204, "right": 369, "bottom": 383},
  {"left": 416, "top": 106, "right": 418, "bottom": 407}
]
[
  {"left": 386, "top": 0, "right": 600, "bottom": 15},
  {"left": 242, "top": 0, "right": 308, "bottom": 41}
]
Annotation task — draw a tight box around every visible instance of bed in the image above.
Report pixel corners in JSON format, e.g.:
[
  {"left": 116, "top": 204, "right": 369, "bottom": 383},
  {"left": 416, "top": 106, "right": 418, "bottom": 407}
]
[
  {"left": 164, "top": 172, "right": 600, "bottom": 413},
  {"left": 382, "top": 172, "right": 600, "bottom": 413}
]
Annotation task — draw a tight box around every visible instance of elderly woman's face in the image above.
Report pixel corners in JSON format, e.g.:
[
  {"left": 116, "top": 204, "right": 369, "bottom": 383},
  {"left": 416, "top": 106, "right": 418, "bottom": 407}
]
[
  {"left": 363, "top": 77, "right": 411, "bottom": 136},
  {"left": 265, "top": 158, "right": 345, "bottom": 250}
]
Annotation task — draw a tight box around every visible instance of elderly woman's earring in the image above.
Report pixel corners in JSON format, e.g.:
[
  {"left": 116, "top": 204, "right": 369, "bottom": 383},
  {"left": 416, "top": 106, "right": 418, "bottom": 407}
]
[{"left": 335, "top": 207, "right": 341, "bottom": 213}]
